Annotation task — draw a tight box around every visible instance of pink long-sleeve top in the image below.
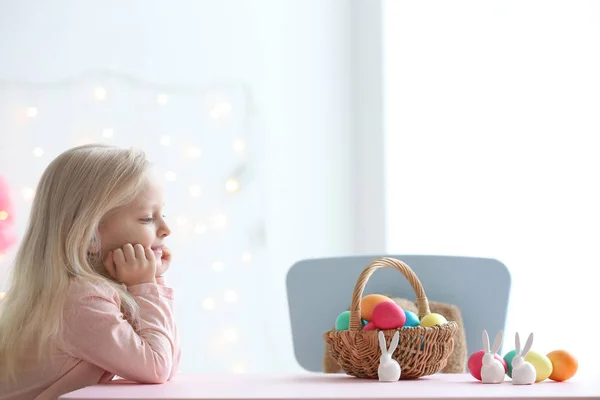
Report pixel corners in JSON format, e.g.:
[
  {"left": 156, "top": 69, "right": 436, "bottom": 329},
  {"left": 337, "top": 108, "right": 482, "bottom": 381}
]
[{"left": 0, "top": 276, "right": 181, "bottom": 400}]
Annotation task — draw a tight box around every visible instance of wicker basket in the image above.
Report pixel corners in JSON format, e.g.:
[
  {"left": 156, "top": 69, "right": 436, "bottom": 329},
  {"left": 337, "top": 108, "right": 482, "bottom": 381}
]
[{"left": 323, "top": 257, "right": 459, "bottom": 380}]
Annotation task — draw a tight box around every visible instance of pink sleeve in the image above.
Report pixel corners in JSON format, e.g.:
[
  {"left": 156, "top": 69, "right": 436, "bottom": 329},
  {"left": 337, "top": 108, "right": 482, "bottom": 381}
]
[
  {"left": 62, "top": 280, "right": 179, "bottom": 384},
  {"left": 156, "top": 276, "right": 182, "bottom": 379}
]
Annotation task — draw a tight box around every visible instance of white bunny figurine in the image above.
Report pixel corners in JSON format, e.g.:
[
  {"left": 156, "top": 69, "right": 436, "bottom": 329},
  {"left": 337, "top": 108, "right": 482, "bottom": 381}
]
[
  {"left": 377, "top": 330, "right": 401, "bottom": 382},
  {"left": 511, "top": 332, "right": 536, "bottom": 385},
  {"left": 480, "top": 329, "right": 505, "bottom": 384}
]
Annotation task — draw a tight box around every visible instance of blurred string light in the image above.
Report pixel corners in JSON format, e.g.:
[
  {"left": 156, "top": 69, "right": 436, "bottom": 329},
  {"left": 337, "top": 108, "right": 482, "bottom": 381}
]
[
  {"left": 182, "top": 146, "right": 202, "bottom": 159},
  {"left": 232, "top": 139, "right": 245, "bottom": 153},
  {"left": 211, "top": 261, "right": 224, "bottom": 272},
  {"left": 224, "top": 289, "right": 238, "bottom": 302},
  {"left": 164, "top": 171, "right": 177, "bottom": 182},
  {"left": 21, "top": 187, "right": 35, "bottom": 202},
  {"left": 202, "top": 297, "right": 215, "bottom": 310},
  {"left": 241, "top": 251, "right": 252, "bottom": 263},
  {"left": 26, "top": 107, "right": 38, "bottom": 118},
  {"left": 188, "top": 184, "right": 202, "bottom": 198},
  {"left": 176, "top": 216, "right": 189, "bottom": 227},
  {"left": 225, "top": 178, "right": 240, "bottom": 193},
  {"left": 93, "top": 86, "right": 107, "bottom": 101},
  {"left": 102, "top": 128, "right": 114, "bottom": 138},
  {"left": 231, "top": 361, "right": 246, "bottom": 374},
  {"left": 222, "top": 327, "right": 238, "bottom": 343},
  {"left": 194, "top": 223, "right": 207, "bottom": 234},
  {"left": 209, "top": 98, "right": 232, "bottom": 120},
  {"left": 209, "top": 328, "right": 240, "bottom": 355},
  {"left": 160, "top": 135, "right": 171, "bottom": 146},
  {"left": 200, "top": 289, "right": 240, "bottom": 312},
  {"left": 209, "top": 213, "right": 228, "bottom": 231},
  {"left": 32, "top": 147, "right": 44, "bottom": 157},
  {"left": 157, "top": 93, "right": 169, "bottom": 105},
  {"left": 0, "top": 68, "right": 252, "bottom": 103},
  {"left": 1, "top": 70, "right": 262, "bottom": 372}
]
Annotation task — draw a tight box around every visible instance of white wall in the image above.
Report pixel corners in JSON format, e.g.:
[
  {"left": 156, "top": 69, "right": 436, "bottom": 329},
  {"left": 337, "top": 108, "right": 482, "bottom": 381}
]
[
  {"left": 0, "top": 0, "right": 361, "bottom": 373},
  {"left": 383, "top": 0, "right": 600, "bottom": 374},
  {"left": 349, "top": 1, "right": 387, "bottom": 254}
]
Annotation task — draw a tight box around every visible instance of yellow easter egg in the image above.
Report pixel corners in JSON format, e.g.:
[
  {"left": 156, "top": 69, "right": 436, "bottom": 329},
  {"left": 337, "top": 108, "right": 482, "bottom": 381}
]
[
  {"left": 524, "top": 350, "right": 553, "bottom": 382},
  {"left": 419, "top": 313, "right": 447, "bottom": 327}
]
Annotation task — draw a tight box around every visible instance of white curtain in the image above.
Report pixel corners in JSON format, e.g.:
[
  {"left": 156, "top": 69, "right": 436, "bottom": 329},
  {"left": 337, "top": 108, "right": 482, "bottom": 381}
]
[{"left": 383, "top": 0, "right": 600, "bottom": 374}]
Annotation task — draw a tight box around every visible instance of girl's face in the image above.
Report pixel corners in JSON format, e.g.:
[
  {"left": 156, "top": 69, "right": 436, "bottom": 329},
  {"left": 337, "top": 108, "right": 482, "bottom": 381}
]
[{"left": 98, "top": 170, "right": 171, "bottom": 269}]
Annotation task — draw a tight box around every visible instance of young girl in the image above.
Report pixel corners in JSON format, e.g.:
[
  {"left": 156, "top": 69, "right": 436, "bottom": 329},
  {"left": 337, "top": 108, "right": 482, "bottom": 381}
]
[{"left": 0, "top": 144, "right": 181, "bottom": 399}]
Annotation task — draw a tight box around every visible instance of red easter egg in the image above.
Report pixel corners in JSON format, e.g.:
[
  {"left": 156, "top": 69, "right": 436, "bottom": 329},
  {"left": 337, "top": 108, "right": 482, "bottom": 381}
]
[
  {"left": 371, "top": 301, "right": 406, "bottom": 329},
  {"left": 468, "top": 350, "right": 508, "bottom": 381},
  {"left": 363, "top": 321, "right": 376, "bottom": 331}
]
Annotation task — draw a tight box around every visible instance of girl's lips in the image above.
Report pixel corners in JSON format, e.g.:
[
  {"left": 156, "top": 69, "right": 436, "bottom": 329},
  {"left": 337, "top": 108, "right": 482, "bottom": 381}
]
[{"left": 151, "top": 246, "right": 163, "bottom": 258}]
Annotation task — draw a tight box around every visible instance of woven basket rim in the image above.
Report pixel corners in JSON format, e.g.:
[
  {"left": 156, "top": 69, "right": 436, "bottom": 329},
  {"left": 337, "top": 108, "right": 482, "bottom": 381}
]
[{"left": 324, "top": 321, "right": 459, "bottom": 336}]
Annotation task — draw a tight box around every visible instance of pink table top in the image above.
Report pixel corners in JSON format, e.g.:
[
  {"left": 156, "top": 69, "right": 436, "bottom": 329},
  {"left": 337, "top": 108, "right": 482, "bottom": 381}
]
[{"left": 59, "top": 372, "right": 600, "bottom": 400}]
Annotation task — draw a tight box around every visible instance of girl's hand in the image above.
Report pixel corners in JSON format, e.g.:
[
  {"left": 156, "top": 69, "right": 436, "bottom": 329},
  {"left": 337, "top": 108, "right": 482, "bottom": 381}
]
[
  {"left": 156, "top": 245, "right": 172, "bottom": 277},
  {"left": 104, "top": 243, "right": 157, "bottom": 286}
]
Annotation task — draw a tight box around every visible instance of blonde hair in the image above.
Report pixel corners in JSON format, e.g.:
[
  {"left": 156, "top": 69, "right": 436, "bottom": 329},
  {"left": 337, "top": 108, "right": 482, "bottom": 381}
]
[{"left": 0, "top": 144, "right": 150, "bottom": 382}]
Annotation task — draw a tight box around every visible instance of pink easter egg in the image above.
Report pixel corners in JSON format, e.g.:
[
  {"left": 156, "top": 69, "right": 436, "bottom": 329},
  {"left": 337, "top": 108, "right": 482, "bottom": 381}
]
[
  {"left": 371, "top": 301, "right": 406, "bottom": 329},
  {"left": 468, "top": 350, "right": 508, "bottom": 381},
  {"left": 363, "top": 321, "right": 376, "bottom": 331}
]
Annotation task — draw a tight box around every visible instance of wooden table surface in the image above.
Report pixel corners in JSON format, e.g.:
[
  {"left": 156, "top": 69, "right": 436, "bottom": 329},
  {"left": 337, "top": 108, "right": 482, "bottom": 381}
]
[{"left": 59, "top": 372, "right": 600, "bottom": 400}]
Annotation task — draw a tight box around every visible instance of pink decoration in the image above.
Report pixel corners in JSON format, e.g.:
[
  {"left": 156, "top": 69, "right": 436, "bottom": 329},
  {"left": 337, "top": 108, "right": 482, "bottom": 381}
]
[
  {"left": 362, "top": 321, "right": 376, "bottom": 331},
  {"left": 0, "top": 175, "right": 17, "bottom": 253},
  {"left": 468, "top": 350, "right": 508, "bottom": 381},
  {"left": 371, "top": 301, "right": 407, "bottom": 330}
]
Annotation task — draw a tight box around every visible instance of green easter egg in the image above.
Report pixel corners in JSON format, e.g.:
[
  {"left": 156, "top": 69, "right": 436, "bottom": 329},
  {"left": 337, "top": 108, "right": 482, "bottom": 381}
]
[
  {"left": 362, "top": 319, "right": 368, "bottom": 327},
  {"left": 503, "top": 349, "right": 517, "bottom": 378},
  {"left": 335, "top": 311, "right": 351, "bottom": 330},
  {"left": 504, "top": 349, "right": 553, "bottom": 382}
]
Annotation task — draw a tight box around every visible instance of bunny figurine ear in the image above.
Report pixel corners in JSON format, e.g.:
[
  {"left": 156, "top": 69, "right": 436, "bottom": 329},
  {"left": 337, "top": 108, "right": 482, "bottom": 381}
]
[
  {"left": 521, "top": 333, "right": 534, "bottom": 357},
  {"left": 491, "top": 330, "right": 503, "bottom": 354},
  {"left": 389, "top": 331, "right": 400, "bottom": 354},
  {"left": 515, "top": 332, "right": 521, "bottom": 355},
  {"left": 482, "top": 330, "right": 490, "bottom": 353},
  {"left": 378, "top": 331, "right": 387, "bottom": 353}
]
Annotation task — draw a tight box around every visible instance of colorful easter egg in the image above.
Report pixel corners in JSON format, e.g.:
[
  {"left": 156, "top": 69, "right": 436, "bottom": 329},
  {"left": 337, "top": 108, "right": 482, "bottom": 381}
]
[
  {"left": 526, "top": 351, "right": 553, "bottom": 382},
  {"left": 547, "top": 350, "right": 577, "bottom": 382},
  {"left": 335, "top": 311, "right": 350, "bottom": 330},
  {"left": 363, "top": 321, "right": 376, "bottom": 331},
  {"left": 403, "top": 310, "right": 420, "bottom": 327},
  {"left": 371, "top": 301, "right": 406, "bottom": 329},
  {"left": 419, "top": 313, "right": 447, "bottom": 327},
  {"left": 503, "top": 349, "right": 553, "bottom": 382},
  {"left": 503, "top": 350, "right": 516, "bottom": 377},
  {"left": 468, "top": 350, "right": 508, "bottom": 381},
  {"left": 360, "top": 294, "right": 394, "bottom": 321}
]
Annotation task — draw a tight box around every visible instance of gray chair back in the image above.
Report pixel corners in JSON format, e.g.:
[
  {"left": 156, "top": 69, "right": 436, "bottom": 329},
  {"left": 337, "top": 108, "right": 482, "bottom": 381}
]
[{"left": 286, "top": 255, "right": 511, "bottom": 372}]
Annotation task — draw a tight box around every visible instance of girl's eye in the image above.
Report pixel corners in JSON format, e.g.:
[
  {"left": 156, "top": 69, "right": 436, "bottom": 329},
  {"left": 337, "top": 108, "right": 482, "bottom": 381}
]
[{"left": 141, "top": 217, "right": 154, "bottom": 223}]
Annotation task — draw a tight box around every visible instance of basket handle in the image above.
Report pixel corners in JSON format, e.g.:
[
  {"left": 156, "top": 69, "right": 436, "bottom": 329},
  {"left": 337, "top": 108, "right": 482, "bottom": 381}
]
[{"left": 349, "top": 257, "right": 431, "bottom": 331}]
